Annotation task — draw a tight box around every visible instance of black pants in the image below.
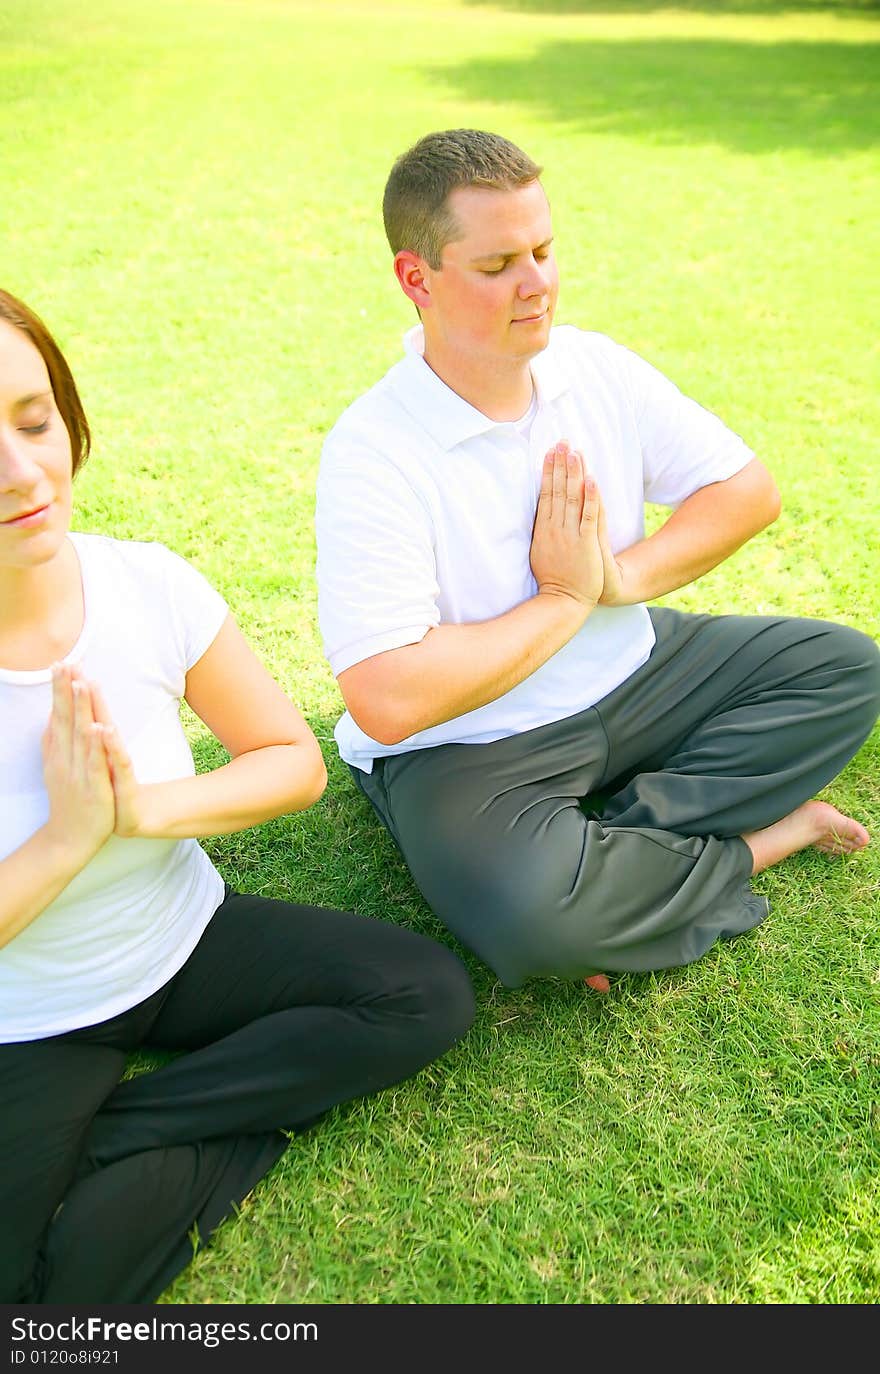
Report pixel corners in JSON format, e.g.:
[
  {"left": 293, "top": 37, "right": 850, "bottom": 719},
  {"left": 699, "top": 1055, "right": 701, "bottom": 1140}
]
[{"left": 0, "top": 890, "right": 475, "bottom": 1303}]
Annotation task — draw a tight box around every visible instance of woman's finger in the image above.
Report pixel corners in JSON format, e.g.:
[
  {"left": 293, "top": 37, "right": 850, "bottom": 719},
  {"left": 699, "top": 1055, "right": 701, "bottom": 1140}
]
[
  {"left": 102, "top": 724, "right": 134, "bottom": 782},
  {"left": 89, "top": 679, "right": 114, "bottom": 728},
  {"left": 70, "top": 678, "right": 97, "bottom": 776},
  {"left": 86, "top": 721, "right": 111, "bottom": 783},
  {"left": 51, "top": 663, "right": 73, "bottom": 755}
]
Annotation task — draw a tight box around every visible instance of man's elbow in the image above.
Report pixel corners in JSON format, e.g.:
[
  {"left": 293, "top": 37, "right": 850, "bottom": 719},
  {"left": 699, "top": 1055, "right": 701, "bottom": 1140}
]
[
  {"left": 747, "top": 461, "right": 782, "bottom": 531},
  {"left": 339, "top": 660, "right": 421, "bottom": 747},
  {"left": 762, "top": 476, "right": 782, "bottom": 528},
  {"left": 346, "top": 700, "right": 411, "bottom": 748}
]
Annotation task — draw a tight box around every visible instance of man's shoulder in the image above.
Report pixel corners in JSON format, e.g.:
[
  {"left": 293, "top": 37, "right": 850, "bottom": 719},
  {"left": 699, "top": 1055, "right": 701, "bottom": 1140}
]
[
  {"left": 546, "top": 323, "right": 624, "bottom": 365},
  {"left": 539, "top": 325, "right": 635, "bottom": 402},
  {"left": 322, "top": 353, "right": 418, "bottom": 457}
]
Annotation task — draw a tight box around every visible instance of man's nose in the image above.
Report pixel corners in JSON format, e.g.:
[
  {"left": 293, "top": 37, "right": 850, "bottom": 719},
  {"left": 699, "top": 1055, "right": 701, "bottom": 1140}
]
[{"left": 518, "top": 257, "right": 552, "bottom": 297}]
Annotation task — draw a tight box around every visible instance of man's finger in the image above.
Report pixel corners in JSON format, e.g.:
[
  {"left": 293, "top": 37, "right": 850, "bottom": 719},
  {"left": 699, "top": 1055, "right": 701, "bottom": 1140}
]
[
  {"left": 597, "top": 493, "right": 613, "bottom": 550},
  {"left": 537, "top": 450, "right": 555, "bottom": 522},
  {"left": 564, "top": 451, "right": 583, "bottom": 532},
  {"left": 551, "top": 446, "right": 566, "bottom": 521},
  {"left": 580, "top": 474, "right": 599, "bottom": 533}
]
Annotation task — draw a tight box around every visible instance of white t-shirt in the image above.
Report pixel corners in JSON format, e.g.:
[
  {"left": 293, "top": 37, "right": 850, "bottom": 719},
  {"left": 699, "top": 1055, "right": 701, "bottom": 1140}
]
[
  {"left": 316, "top": 325, "right": 754, "bottom": 773},
  {"left": 0, "top": 534, "right": 227, "bottom": 1042}
]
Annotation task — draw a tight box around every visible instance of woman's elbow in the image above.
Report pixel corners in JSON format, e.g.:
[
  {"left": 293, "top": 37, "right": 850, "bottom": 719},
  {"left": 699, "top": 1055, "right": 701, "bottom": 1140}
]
[
  {"left": 308, "top": 754, "right": 329, "bottom": 806},
  {"left": 305, "top": 748, "right": 329, "bottom": 806},
  {"left": 286, "top": 739, "right": 328, "bottom": 810}
]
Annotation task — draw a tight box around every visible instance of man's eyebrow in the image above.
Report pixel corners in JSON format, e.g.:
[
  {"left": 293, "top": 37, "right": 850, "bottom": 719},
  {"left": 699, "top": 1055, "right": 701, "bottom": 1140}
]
[{"left": 469, "top": 236, "right": 554, "bottom": 264}]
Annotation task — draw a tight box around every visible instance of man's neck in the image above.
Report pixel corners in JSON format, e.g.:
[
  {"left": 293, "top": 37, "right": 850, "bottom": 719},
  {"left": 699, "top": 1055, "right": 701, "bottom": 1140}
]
[{"left": 421, "top": 343, "right": 535, "bottom": 422}]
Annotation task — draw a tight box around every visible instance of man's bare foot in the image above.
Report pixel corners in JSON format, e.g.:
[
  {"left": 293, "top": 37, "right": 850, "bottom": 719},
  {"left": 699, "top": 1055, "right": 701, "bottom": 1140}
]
[
  {"left": 584, "top": 973, "right": 610, "bottom": 993},
  {"left": 743, "top": 800, "right": 870, "bottom": 876}
]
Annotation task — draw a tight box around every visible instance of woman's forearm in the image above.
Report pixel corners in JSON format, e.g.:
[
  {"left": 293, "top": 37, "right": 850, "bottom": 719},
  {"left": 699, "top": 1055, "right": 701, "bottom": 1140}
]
[
  {"left": 122, "top": 741, "right": 328, "bottom": 840},
  {"left": 0, "top": 829, "right": 101, "bottom": 949}
]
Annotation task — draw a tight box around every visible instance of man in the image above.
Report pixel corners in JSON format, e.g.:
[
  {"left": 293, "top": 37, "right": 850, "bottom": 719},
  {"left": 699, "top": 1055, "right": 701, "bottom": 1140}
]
[{"left": 315, "top": 128, "right": 880, "bottom": 991}]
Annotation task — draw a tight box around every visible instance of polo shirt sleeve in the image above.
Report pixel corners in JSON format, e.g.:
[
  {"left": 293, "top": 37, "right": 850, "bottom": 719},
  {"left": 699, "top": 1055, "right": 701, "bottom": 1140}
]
[
  {"left": 316, "top": 441, "right": 440, "bottom": 677},
  {"left": 617, "top": 343, "right": 756, "bottom": 507}
]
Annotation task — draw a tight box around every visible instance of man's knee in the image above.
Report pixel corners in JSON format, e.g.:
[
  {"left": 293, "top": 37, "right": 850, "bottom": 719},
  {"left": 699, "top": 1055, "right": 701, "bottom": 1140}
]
[
  {"left": 820, "top": 621, "right": 880, "bottom": 728},
  {"left": 441, "top": 866, "right": 602, "bottom": 988}
]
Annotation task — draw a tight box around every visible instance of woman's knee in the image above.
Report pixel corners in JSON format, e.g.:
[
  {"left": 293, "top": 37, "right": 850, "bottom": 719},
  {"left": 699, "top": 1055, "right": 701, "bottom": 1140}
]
[
  {"left": 373, "top": 929, "right": 476, "bottom": 1060},
  {"left": 410, "top": 939, "right": 476, "bottom": 1052},
  {"left": 0, "top": 1238, "right": 41, "bottom": 1303}
]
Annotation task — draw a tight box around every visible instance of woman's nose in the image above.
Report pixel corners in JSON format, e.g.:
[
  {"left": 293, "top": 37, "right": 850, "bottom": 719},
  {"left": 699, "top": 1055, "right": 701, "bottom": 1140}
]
[{"left": 0, "top": 429, "right": 44, "bottom": 492}]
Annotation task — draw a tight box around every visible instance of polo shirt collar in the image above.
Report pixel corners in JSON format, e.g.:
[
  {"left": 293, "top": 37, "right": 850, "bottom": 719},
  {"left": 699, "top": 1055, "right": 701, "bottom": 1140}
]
[{"left": 397, "top": 325, "right": 572, "bottom": 451}]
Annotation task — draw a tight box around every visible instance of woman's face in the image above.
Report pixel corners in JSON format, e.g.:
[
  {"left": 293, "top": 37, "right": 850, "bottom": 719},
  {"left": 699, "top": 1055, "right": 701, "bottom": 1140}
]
[{"left": 0, "top": 318, "right": 73, "bottom": 572}]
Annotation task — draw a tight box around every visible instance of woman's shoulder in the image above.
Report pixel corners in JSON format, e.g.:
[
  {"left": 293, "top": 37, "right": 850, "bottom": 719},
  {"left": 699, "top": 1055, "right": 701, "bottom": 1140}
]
[{"left": 69, "top": 533, "right": 199, "bottom": 582}]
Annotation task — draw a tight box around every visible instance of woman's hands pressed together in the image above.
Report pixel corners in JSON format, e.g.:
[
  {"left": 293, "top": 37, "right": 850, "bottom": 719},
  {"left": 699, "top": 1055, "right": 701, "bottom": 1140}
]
[
  {"left": 42, "top": 664, "right": 146, "bottom": 853},
  {"left": 42, "top": 664, "right": 117, "bottom": 861}
]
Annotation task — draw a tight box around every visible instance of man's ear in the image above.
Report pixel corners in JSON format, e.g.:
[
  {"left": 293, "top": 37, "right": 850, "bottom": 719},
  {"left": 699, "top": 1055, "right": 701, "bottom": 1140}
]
[{"left": 393, "top": 250, "right": 433, "bottom": 310}]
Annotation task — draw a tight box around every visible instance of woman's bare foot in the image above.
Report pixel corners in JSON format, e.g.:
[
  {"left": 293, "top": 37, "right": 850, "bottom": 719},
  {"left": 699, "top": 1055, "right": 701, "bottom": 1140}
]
[
  {"left": 743, "top": 800, "right": 870, "bottom": 876},
  {"left": 584, "top": 973, "right": 610, "bottom": 993}
]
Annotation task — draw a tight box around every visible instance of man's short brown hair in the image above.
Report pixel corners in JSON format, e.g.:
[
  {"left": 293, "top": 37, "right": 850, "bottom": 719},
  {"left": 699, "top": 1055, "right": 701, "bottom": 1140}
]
[{"left": 383, "top": 129, "right": 542, "bottom": 269}]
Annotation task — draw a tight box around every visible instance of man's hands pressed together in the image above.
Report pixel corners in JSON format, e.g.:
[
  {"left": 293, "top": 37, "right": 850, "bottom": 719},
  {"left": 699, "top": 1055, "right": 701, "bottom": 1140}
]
[
  {"left": 338, "top": 441, "right": 623, "bottom": 746},
  {"left": 530, "top": 441, "right": 628, "bottom": 609}
]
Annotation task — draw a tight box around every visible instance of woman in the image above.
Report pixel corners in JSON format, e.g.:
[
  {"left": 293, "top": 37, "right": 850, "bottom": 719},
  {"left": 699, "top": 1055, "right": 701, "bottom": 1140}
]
[{"left": 0, "top": 288, "right": 475, "bottom": 1304}]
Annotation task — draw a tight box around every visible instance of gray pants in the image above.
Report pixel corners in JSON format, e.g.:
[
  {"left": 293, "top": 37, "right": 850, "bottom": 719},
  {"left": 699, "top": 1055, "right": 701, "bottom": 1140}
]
[{"left": 354, "top": 610, "right": 880, "bottom": 986}]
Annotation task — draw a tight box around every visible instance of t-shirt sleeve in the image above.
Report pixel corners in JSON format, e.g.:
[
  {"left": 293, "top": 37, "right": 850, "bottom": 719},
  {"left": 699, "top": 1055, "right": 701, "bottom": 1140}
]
[
  {"left": 616, "top": 342, "right": 755, "bottom": 507},
  {"left": 315, "top": 439, "right": 440, "bottom": 677},
  {"left": 152, "top": 544, "right": 230, "bottom": 670}
]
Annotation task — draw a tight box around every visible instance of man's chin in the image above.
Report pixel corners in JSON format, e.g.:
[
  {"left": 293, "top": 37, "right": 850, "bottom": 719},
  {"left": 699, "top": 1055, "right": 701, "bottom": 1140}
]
[{"left": 511, "top": 325, "right": 552, "bottom": 359}]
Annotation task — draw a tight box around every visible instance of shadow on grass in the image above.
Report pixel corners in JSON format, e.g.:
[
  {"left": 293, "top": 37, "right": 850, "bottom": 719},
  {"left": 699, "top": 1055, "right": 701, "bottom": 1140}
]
[
  {"left": 189, "top": 724, "right": 484, "bottom": 976},
  {"left": 462, "top": 0, "right": 879, "bottom": 15},
  {"left": 426, "top": 36, "right": 879, "bottom": 155}
]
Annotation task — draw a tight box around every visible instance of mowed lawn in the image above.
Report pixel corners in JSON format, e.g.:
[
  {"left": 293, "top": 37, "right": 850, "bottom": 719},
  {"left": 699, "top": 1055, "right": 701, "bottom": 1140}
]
[{"left": 2, "top": 0, "right": 879, "bottom": 1305}]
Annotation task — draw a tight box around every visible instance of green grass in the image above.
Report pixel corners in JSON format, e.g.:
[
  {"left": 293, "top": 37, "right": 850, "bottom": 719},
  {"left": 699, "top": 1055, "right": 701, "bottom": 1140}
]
[{"left": 3, "top": 0, "right": 879, "bottom": 1305}]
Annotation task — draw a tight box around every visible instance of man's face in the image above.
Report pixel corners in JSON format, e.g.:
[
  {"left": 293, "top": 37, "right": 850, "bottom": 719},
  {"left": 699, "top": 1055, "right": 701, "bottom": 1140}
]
[{"left": 420, "top": 180, "right": 559, "bottom": 370}]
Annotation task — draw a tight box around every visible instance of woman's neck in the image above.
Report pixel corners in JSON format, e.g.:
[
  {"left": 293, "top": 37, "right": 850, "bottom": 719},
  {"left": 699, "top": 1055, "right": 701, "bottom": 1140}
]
[{"left": 0, "top": 538, "right": 84, "bottom": 670}]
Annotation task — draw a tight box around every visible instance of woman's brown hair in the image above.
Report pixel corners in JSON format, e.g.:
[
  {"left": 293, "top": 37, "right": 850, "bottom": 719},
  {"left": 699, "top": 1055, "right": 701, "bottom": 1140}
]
[{"left": 0, "top": 289, "right": 91, "bottom": 475}]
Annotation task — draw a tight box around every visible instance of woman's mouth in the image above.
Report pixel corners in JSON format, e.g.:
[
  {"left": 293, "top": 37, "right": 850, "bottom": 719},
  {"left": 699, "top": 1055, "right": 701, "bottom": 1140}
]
[{"left": 1, "top": 503, "right": 51, "bottom": 528}]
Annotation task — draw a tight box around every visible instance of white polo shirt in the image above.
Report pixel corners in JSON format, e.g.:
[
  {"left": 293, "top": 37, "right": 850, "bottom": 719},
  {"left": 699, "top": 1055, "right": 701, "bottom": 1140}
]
[{"left": 316, "top": 324, "right": 754, "bottom": 773}]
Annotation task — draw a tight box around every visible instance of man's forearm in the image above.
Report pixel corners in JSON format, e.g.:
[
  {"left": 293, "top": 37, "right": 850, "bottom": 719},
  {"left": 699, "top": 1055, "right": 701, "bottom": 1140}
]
[
  {"left": 339, "top": 590, "right": 590, "bottom": 746},
  {"left": 610, "top": 458, "right": 781, "bottom": 605}
]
